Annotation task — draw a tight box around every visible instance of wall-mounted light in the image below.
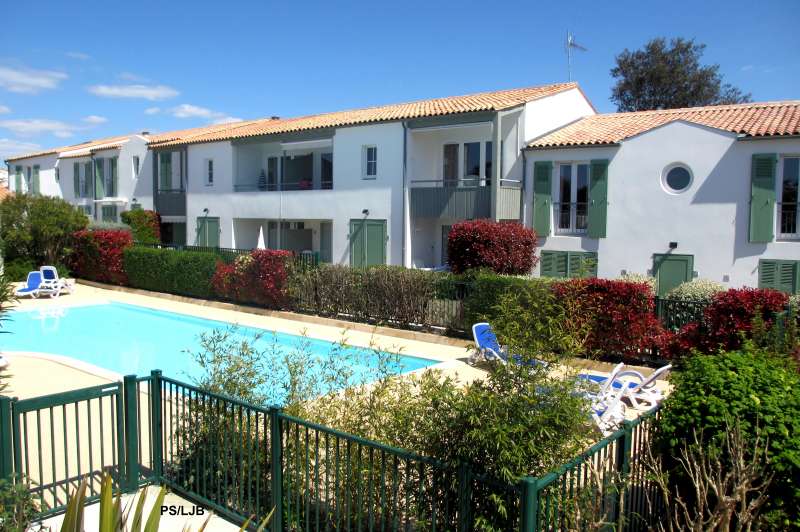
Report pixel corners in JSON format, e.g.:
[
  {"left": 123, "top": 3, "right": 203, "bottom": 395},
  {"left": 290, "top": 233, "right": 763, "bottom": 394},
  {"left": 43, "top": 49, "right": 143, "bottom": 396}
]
[
  {"left": 203, "top": 208, "right": 209, "bottom": 215},
  {"left": 668, "top": 242, "right": 678, "bottom": 249},
  {"left": 362, "top": 209, "right": 369, "bottom": 216}
]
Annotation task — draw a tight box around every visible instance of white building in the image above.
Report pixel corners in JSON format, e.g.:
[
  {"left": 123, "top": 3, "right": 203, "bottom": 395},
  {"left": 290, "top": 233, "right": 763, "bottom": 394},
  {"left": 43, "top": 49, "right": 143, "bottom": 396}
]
[
  {"left": 524, "top": 101, "right": 800, "bottom": 294},
  {"left": 146, "top": 82, "right": 594, "bottom": 265}
]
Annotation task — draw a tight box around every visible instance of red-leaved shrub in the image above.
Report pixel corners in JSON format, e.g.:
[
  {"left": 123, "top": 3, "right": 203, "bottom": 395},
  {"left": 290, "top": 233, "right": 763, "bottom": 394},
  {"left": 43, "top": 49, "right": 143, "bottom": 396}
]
[
  {"left": 69, "top": 230, "right": 133, "bottom": 285},
  {"left": 211, "top": 249, "right": 294, "bottom": 308},
  {"left": 447, "top": 219, "right": 537, "bottom": 274},
  {"left": 552, "top": 278, "right": 665, "bottom": 358}
]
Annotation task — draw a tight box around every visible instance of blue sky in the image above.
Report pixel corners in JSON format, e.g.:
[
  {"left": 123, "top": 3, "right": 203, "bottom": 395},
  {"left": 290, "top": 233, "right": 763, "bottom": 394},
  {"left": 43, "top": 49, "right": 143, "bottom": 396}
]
[{"left": 1, "top": 0, "right": 798, "bottom": 160}]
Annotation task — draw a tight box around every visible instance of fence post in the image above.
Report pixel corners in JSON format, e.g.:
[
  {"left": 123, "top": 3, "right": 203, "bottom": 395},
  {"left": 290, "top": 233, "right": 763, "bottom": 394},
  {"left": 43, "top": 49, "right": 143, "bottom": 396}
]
[
  {"left": 519, "top": 476, "right": 540, "bottom": 532},
  {"left": 457, "top": 462, "right": 472, "bottom": 532},
  {"left": 123, "top": 375, "right": 140, "bottom": 492},
  {"left": 615, "top": 419, "right": 634, "bottom": 528},
  {"left": 270, "top": 407, "right": 283, "bottom": 532},
  {"left": 150, "top": 370, "right": 163, "bottom": 479},
  {"left": 0, "top": 396, "right": 14, "bottom": 480}
]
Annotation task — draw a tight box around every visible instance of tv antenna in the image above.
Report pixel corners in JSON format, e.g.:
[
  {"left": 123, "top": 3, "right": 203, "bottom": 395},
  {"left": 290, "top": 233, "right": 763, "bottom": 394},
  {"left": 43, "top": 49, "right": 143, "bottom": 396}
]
[{"left": 565, "top": 30, "right": 587, "bottom": 81}]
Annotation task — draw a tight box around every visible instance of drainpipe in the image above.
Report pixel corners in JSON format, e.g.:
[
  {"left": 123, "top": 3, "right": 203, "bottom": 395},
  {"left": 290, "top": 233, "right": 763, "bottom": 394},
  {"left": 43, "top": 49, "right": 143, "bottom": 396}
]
[
  {"left": 402, "top": 121, "right": 408, "bottom": 268},
  {"left": 278, "top": 149, "right": 284, "bottom": 250},
  {"left": 91, "top": 154, "right": 97, "bottom": 221}
]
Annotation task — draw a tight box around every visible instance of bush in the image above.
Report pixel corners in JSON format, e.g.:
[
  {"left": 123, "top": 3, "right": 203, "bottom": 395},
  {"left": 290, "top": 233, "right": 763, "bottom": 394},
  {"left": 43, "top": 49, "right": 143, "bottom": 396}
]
[
  {"left": 212, "top": 249, "right": 293, "bottom": 308},
  {"left": 617, "top": 272, "right": 656, "bottom": 294},
  {"left": 2, "top": 258, "right": 69, "bottom": 282},
  {"left": 124, "top": 246, "right": 217, "bottom": 298},
  {"left": 0, "top": 476, "right": 38, "bottom": 531},
  {"left": 666, "top": 278, "right": 725, "bottom": 302},
  {"left": 552, "top": 278, "right": 664, "bottom": 358},
  {"left": 68, "top": 230, "right": 132, "bottom": 285},
  {"left": 121, "top": 209, "right": 161, "bottom": 244},
  {"left": 657, "top": 346, "right": 800, "bottom": 527},
  {"left": 88, "top": 220, "right": 131, "bottom": 232},
  {"left": 0, "top": 194, "right": 88, "bottom": 265},
  {"left": 462, "top": 270, "right": 553, "bottom": 326},
  {"left": 447, "top": 219, "right": 538, "bottom": 274}
]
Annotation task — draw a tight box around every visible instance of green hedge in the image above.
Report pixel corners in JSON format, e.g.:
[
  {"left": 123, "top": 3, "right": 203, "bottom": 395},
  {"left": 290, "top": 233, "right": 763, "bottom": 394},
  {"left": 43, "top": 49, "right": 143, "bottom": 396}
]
[
  {"left": 123, "top": 247, "right": 217, "bottom": 299},
  {"left": 462, "top": 270, "right": 555, "bottom": 326}
]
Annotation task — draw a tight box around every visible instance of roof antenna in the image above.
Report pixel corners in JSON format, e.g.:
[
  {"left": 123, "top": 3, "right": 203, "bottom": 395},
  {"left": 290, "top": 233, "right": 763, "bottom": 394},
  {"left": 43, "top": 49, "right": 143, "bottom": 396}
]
[{"left": 565, "top": 30, "right": 588, "bottom": 81}]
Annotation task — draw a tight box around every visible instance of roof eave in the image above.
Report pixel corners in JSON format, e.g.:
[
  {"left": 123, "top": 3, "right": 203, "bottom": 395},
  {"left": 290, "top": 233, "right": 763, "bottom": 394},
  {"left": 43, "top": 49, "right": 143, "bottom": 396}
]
[{"left": 524, "top": 142, "right": 621, "bottom": 151}]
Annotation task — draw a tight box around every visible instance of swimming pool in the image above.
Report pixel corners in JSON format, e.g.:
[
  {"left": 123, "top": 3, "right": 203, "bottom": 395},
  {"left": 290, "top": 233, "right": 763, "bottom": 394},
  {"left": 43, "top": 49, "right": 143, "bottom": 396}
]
[{"left": 3, "top": 302, "right": 436, "bottom": 385}]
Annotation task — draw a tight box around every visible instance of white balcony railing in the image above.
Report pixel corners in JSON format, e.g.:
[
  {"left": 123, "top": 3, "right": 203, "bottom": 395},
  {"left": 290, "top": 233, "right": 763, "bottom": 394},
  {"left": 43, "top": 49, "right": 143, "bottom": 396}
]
[
  {"left": 778, "top": 202, "right": 800, "bottom": 239},
  {"left": 553, "top": 202, "right": 588, "bottom": 235}
]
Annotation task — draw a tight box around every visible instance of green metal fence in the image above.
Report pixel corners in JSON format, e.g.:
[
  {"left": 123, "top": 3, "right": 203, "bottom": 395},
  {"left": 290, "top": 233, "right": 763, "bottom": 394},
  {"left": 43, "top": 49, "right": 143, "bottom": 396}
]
[
  {"left": 1, "top": 372, "right": 661, "bottom": 530},
  {"left": 654, "top": 297, "right": 708, "bottom": 332}
]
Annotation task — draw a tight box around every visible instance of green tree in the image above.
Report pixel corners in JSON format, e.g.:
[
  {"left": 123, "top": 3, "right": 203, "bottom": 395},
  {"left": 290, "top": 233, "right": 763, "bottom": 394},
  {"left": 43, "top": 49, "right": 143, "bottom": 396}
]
[
  {"left": 0, "top": 194, "right": 88, "bottom": 265},
  {"left": 610, "top": 37, "right": 751, "bottom": 111}
]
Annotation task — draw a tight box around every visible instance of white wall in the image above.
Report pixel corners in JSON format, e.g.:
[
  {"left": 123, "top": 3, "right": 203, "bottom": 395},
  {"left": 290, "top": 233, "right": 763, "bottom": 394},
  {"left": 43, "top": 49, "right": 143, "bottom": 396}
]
[
  {"left": 8, "top": 154, "right": 60, "bottom": 197},
  {"left": 525, "top": 120, "right": 800, "bottom": 288},
  {"left": 523, "top": 87, "right": 595, "bottom": 142},
  {"left": 186, "top": 121, "right": 406, "bottom": 264}
]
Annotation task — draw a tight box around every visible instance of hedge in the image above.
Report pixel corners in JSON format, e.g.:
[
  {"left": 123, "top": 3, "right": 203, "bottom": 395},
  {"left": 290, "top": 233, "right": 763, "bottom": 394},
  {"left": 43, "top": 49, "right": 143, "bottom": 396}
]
[
  {"left": 121, "top": 209, "right": 161, "bottom": 244},
  {"left": 447, "top": 219, "right": 538, "bottom": 274},
  {"left": 123, "top": 247, "right": 217, "bottom": 299},
  {"left": 462, "top": 271, "right": 554, "bottom": 326},
  {"left": 212, "top": 249, "right": 293, "bottom": 308},
  {"left": 69, "top": 230, "right": 132, "bottom": 285}
]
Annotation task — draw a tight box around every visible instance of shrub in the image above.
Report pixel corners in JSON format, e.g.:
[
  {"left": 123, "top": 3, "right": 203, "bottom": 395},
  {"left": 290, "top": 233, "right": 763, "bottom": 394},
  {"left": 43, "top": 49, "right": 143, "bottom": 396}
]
[
  {"left": 552, "top": 278, "right": 664, "bottom": 358},
  {"left": 0, "top": 194, "right": 88, "bottom": 265},
  {"left": 666, "top": 278, "right": 725, "bottom": 302},
  {"left": 68, "top": 230, "right": 132, "bottom": 285},
  {"left": 121, "top": 209, "right": 161, "bottom": 244},
  {"left": 462, "top": 270, "right": 553, "bottom": 326},
  {"left": 447, "top": 219, "right": 537, "bottom": 274},
  {"left": 2, "top": 258, "right": 69, "bottom": 282},
  {"left": 0, "top": 476, "right": 38, "bottom": 531},
  {"left": 617, "top": 272, "right": 656, "bottom": 294},
  {"left": 88, "top": 220, "right": 131, "bottom": 232},
  {"left": 123, "top": 246, "right": 217, "bottom": 298},
  {"left": 656, "top": 346, "right": 800, "bottom": 527},
  {"left": 212, "top": 249, "right": 293, "bottom": 308}
]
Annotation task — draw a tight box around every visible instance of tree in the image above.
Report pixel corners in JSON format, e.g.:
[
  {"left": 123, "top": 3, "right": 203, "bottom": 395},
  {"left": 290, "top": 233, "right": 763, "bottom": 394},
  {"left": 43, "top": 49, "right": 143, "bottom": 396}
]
[
  {"left": 0, "top": 194, "right": 88, "bottom": 265},
  {"left": 610, "top": 37, "right": 751, "bottom": 111}
]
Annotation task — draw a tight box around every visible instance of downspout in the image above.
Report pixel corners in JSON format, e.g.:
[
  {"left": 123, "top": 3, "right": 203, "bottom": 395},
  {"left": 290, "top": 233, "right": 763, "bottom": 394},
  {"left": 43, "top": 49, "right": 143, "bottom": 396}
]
[
  {"left": 402, "top": 121, "right": 408, "bottom": 268},
  {"left": 91, "top": 154, "right": 97, "bottom": 221}
]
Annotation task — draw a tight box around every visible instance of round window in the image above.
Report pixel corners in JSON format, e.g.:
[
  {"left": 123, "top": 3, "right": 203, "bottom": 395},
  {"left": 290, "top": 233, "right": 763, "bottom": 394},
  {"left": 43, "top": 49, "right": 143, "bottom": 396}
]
[{"left": 662, "top": 164, "right": 692, "bottom": 194}]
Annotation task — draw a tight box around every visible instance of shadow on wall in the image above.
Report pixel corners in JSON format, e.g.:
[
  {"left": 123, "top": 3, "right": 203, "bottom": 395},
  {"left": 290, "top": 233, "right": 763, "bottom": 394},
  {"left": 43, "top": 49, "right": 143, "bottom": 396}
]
[{"left": 689, "top": 142, "right": 767, "bottom": 262}]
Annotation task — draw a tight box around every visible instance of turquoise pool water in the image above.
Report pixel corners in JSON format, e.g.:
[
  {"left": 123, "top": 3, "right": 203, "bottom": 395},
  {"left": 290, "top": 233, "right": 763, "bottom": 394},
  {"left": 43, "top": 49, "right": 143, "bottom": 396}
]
[{"left": 3, "top": 302, "right": 436, "bottom": 385}]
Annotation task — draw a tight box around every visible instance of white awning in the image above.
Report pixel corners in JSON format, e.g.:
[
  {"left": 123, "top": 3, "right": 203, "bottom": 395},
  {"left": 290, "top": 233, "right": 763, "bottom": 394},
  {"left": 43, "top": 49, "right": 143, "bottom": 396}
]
[{"left": 280, "top": 139, "right": 332, "bottom": 151}]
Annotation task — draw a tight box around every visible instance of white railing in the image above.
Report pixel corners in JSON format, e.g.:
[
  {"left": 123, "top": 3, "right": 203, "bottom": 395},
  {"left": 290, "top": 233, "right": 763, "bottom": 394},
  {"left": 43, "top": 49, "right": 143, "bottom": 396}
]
[{"left": 553, "top": 202, "right": 588, "bottom": 235}]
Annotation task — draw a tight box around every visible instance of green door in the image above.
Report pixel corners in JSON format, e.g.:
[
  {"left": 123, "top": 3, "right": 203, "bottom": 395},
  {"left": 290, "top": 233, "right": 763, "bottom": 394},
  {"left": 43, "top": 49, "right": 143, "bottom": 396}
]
[
  {"left": 197, "top": 217, "right": 220, "bottom": 247},
  {"left": 320, "top": 222, "right": 332, "bottom": 263},
  {"left": 653, "top": 254, "right": 694, "bottom": 297},
  {"left": 349, "top": 219, "right": 387, "bottom": 267}
]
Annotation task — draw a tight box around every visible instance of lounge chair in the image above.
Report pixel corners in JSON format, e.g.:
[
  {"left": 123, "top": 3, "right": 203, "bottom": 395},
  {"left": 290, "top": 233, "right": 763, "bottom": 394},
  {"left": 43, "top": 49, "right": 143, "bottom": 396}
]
[
  {"left": 471, "top": 322, "right": 547, "bottom": 367},
  {"left": 590, "top": 384, "right": 627, "bottom": 436},
  {"left": 611, "top": 364, "right": 672, "bottom": 409},
  {"left": 15, "top": 271, "right": 44, "bottom": 298},
  {"left": 39, "top": 265, "right": 73, "bottom": 296},
  {"left": 0, "top": 355, "right": 8, "bottom": 370}
]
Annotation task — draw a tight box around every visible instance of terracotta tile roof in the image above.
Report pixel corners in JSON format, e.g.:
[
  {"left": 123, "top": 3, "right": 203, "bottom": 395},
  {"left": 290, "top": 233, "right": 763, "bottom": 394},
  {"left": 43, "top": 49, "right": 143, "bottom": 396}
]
[
  {"left": 146, "top": 122, "right": 261, "bottom": 144},
  {"left": 5, "top": 134, "right": 132, "bottom": 163},
  {"left": 0, "top": 187, "right": 12, "bottom": 201},
  {"left": 149, "top": 82, "right": 579, "bottom": 148},
  {"left": 528, "top": 100, "right": 800, "bottom": 149}
]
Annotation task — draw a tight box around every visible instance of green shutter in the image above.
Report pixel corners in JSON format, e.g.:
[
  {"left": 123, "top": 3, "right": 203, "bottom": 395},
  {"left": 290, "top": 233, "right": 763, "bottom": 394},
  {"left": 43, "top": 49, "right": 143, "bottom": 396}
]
[
  {"left": 196, "top": 217, "right": 220, "bottom": 247},
  {"left": 365, "top": 220, "right": 387, "bottom": 266},
  {"left": 540, "top": 250, "right": 568, "bottom": 278},
  {"left": 533, "top": 161, "right": 552, "bottom": 236},
  {"left": 110, "top": 157, "right": 118, "bottom": 196},
  {"left": 14, "top": 166, "right": 22, "bottom": 192},
  {"left": 95, "top": 159, "right": 105, "bottom": 198},
  {"left": 749, "top": 154, "right": 777, "bottom": 243},
  {"left": 32, "top": 166, "right": 40, "bottom": 195},
  {"left": 778, "top": 261, "right": 798, "bottom": 294},
  {"left": 588, "top": 159, "right": 608, "bottom": 238},
  {"left": 83, "top": 163, "right": 92, "bottom": 197},
  {"left": 349, "top": 220, "right": 366, "bottom": 267},
  {"left": 567, "top": 251, "right": 598, "bottom": 278},
  {"left": 758, "top": 259, "right": 777, "bottom": 290},
  {"left": 73, "top": 163, "right": 80, "bottom": 197}
]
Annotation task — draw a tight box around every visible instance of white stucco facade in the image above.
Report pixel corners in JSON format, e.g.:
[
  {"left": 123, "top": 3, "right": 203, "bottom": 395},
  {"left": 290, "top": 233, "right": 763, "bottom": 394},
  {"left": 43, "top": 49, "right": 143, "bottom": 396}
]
[{"left": 525, "top": 120, "right": 800, "bottom": 289}]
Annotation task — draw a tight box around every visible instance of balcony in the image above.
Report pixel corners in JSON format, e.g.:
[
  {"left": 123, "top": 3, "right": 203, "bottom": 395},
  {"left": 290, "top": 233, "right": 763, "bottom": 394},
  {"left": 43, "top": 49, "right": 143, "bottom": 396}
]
[
  {"left": 155, "top": 188, "right": 186, "bottom": 217},
  {"left": 778, "top": 202, "right": 800, "bottom": 239},
  {"left": 409, "top": 178, "right": 491, "bottom": 219},
  {"left": 233, "top": 177, "right": 333, "bottom": 192},
  {"left": 553, "top": 202, "right": 588, "bottom": 235}
]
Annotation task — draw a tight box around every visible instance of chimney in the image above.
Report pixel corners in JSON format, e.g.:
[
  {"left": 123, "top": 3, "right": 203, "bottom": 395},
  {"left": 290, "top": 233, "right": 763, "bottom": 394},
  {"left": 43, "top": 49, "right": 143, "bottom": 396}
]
[
  {"left": 270, "top": 116, "right": 280, "bottom": 120},
  {"left": 141, "top": 131, "right": 150, "bottom": 135}
]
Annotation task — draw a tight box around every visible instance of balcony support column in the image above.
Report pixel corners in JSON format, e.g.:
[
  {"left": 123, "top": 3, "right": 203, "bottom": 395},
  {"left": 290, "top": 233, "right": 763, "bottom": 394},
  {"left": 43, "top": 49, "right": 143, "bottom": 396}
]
[{"left": 491, "top": 112, "right": 501, "bottom": 221}]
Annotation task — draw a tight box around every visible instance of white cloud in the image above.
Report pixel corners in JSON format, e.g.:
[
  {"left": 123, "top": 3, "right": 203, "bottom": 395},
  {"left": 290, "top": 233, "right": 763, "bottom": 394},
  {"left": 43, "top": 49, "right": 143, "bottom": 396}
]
[
  {"left": 0, "top": 105, "right": 10, "bottom": 114},
  {"left": 212, "top": 116, "right": 243, "bottom": 124},
  {"left": 65, "top": 51, "right": 91, "bottom": 60},
  {"left": 118, "top": 72, "right": 148, "bottom": 82},
  {"left": 144, "top": 107, "right": 161, "bottom": 115},
  {"left": 83, "top": 115, "right": 107, "bottom": 124},
  {"left": 0, "top": 138, "right": 42, "bottom": 160},
  {"left": 170, "top": 104, "right": 241, "bottom": 124},
  {"left": 0, "top": 118, "right": 78, "bottom": 138},
  {"left": 740, "top": 65, "right": 754, "bottom": 72},
  {"left": 88, "top": 84, "right": 179, "bottom": 101},
  {"left": 0, "top": 66, "right": 67, "bottom": 94}
]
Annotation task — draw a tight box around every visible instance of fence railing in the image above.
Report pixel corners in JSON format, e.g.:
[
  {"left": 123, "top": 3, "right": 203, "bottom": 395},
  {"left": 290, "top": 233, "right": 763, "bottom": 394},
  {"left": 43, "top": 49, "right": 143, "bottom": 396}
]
[
  {"left": 653, "top": 297, "right": 708, "bottom": 332},
  {"left": 1, "top": 370, "right": 662, "bottom": 530}
]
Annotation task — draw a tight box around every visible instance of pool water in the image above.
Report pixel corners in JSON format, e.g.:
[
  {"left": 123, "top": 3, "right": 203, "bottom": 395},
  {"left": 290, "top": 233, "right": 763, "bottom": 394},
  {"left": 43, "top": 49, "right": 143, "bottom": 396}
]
[{"left": 3, "top": 302, "right": 436, "bottom": 385}]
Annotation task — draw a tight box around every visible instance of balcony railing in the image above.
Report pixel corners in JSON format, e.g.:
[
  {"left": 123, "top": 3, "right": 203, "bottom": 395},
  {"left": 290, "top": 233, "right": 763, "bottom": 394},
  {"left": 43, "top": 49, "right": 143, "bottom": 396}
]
[
  {"left": 155, "top": 188, "right": 186, "bottom": 217},
  {"left": 410, "top": 177, "right": 489, "bottom": 188},
  {"left": 409, "top": 177, "right": 491, "bottom": 219},
  {"left": 553, "top": 202, "right": 588, "bottom": 235},
  {"left": 234, "top": 178, "right": 333, "bottom": 192},
  {"left": 778, "top": 202, "right": 800, "bottom": 239}
]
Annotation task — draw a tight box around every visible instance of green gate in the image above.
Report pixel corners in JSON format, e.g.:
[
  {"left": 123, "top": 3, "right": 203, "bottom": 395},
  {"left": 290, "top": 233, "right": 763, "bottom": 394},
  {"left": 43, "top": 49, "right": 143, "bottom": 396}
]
[
  {"left": 653, "top": 254, "right": 693, "bottom": 297},
  {"left": 349, "top": 219, "right": 387, "bottom": 267}
]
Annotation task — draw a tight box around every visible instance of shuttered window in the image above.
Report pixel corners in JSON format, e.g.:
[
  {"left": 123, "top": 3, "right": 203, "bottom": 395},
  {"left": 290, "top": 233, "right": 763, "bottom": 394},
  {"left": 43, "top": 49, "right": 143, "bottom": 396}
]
[
  {"left": 540, "top": 251, "right": 598, "bottom": 278},
  {"left": 749, "top": 154, "right": 777, "bottom": 243},
  {"left": 758, "top": 259, "right": 799, "bottom": 294},
  {"left": 101, "top": 205, "right": 117, "bottom": 222},
  {"left": 533, "top": 161, "right": 553, "bottom": 235}
]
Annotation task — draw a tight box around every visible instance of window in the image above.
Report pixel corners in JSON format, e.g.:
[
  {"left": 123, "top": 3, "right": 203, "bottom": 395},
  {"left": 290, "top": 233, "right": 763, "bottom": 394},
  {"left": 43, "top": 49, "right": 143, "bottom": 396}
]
[
  {"left": 55, "top": 167, "right": 60, "bottom": 182},
  {"left": 662, "top": 163, "right": 692, "bottom": 194},
  {"left": 101, "top": 205, "right": 117, "bottom": 222},
  {"left": 363, "top": 146, "right": 377, "bottom": 178},
  {"left": 14, "top": 166, "right": 22, "bottom": 192},
  {"left": 484, "top": 142, "right": 493, "bottom": 186},
  {"left": 779, "top": 157, "right": 799, "bottom": 237},
  {"left": 80, "top": 205, "right": 92, "bottom": 216},
  {"left": 95, "top": 158, "right": 105, "bottom": 197},
  {"left": 31, "top": 165, "right": 40, "bottom": 195},
  {"left": 159, "top": 152, "right": 172, "bottom": 190},
  {"left": 555, "top": 162, "right": 589, "bottom": 234},
  {"left": 204, "top": 159, "right": 214, "bottom": 186},
  {"left": 321, "top": 152, "right": 333, "bottom": 189},
  {"left": 759, "top": 259, "right": 799, "bottom": 294},
  {"left": 132, "top": 156, "right": 140, "bottom": 178},
  {"left": 443, "top": 144, "right": 458, "bottom": 186},
  {"left": 106, "top": 157, "right": 117, "bottom": 197},
  {"left": 540, "top": 250, "right": 598, "bottom": 278},
  {"left": 464, "top": 142, "right": 480, "bottom": 181},
  {"left": 267, "top": 157, "right": 279, "bottom": 190},
  {"left": 83, "top": 162, "right": 92, "bottom": 197}
]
